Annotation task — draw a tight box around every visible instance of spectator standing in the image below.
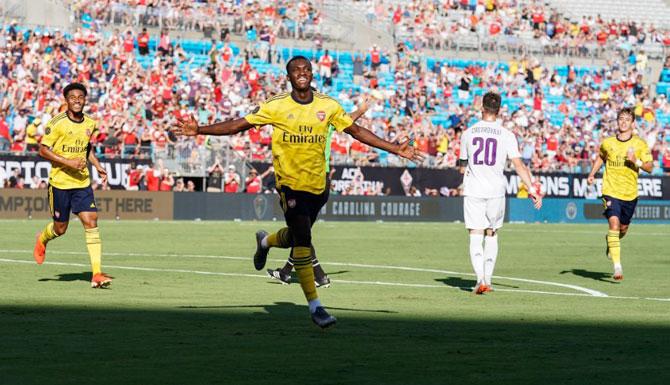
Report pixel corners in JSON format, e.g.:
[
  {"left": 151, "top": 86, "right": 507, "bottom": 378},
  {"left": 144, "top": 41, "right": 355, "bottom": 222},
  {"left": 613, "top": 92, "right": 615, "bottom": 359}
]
[
  {"left": 245, "top": 168, "right": 262, "bottom": 193},
  {"left": 223, "top": 165, "right": 241, "bottom": 193},
  {"left": 137, "top": 28, "right": 150, "bottom": 56}
]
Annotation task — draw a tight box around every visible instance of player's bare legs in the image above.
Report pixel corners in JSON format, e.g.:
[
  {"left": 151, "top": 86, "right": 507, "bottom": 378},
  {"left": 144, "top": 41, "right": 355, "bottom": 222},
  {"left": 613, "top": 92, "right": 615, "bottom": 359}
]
[
  {"left": 607, "top": 216, "right": 623, "bottom": 280},
  {"left": 79, "top": 211, "right": 111, "bottom": 288}
]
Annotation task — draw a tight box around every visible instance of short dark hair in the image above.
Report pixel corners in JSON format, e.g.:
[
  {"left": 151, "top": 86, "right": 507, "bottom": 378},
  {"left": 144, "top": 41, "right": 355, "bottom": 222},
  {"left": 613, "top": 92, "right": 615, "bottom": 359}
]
[
  {"left": 617, "top": 107, "right": 634, "bottom": 120},
  {"left": 285, "top": 56, "right": 310, "bottom": 73},
  {"left": 63, "top": 82, "right": 87, "bottom": 98},
  {"left": 482, "top": 91, "right": 501, "bottom": 114}
]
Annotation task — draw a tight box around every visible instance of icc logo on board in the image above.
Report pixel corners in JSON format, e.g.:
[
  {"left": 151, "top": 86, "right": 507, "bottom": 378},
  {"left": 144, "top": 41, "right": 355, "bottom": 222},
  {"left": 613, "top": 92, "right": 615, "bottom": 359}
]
[
  {"left": 253, "top": 195, "right": 268, "bottom": 219},
  {"left": 565, "top": 202, "right": 577, "bottom": 220}
]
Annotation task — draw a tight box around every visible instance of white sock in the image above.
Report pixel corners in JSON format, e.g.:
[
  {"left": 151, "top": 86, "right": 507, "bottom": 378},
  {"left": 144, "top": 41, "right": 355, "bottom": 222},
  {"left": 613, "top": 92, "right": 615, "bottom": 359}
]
[
  {"left": 483, "top": 235, "right": 498, "bottom": 286},
  {"left": 308, "top": 298, "right": 322, "bottom": 313},
  {"left": 469, "top": 233, "right": 485, "bottom": 284},
  {"left": 260, "top": 236, "right": 269, "bottom": 249},
  {"left": 614, "top": 263, "right": 622, "bottom": 270}
]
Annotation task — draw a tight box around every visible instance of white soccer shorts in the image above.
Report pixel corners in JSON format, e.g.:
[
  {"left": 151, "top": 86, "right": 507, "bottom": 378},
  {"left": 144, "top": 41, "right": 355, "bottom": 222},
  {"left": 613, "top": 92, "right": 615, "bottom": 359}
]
[{"left": 463, "top": 196, "right": 505, "bottom": 230}]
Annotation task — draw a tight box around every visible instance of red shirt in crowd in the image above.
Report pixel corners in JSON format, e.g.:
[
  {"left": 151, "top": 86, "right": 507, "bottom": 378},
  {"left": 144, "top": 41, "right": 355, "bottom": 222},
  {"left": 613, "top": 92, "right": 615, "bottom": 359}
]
[
  {"left": 224, "top": 172, "right": 239, "bottom": 193},
  {"left": 246, "top": 176, "right": 261, "bottom": 193},
  {"left": 370, "top": 48, "right": 381, "bottom": 64},
  {"left": 146, "top": 169, "right": 160, "bottom": 191},
  {"left": 123, "top": 34, "right": 134, "bottom": 52},
  {"left": 159, "top": 177, "right": 173, "bottom": 191},
  {"left": 546, "top": 135, "right": 558, "bottom": 152},
  {"left": 138, "top": 32, "right": 150, "bottom": 48},
  {"left": 0, "top": 120, "right": 10, "bottom": 140},
  {"left": 128, "top": 169, "right": 141, "bottom": 188}
]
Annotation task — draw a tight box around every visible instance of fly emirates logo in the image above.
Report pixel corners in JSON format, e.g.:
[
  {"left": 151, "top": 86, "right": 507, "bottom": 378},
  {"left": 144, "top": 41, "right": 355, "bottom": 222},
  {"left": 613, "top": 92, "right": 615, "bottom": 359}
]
[
  {"left": 282, "top": 125, "right": 326, "bottom": 144},
  {"left": 62, "top": 138, "right": 88, "bottom": 154}
]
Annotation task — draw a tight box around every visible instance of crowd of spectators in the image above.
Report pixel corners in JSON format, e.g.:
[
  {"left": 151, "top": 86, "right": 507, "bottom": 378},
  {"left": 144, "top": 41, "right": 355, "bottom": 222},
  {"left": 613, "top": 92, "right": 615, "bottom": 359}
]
[
  {"left": 65, "top": 0, "right": 326, "bottom": 41},
  {"left": 2, "top": 0, "right": 670, "bottom": 194},
  {"left": 362, "top": 0, "right": 670, "bottom": 56}
]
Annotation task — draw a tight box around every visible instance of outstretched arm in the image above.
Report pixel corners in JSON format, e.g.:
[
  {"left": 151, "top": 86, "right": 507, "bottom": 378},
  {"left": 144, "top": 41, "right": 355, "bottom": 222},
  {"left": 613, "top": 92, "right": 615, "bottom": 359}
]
[
  {"left": 344, "top": 123, "right": 424, "bottom": 162},
  {"left": 173, "top": 115, "right": 254, "bottom": 136},
  {"left": 511, "top": 157, "right": 542, "bottom": 209},
  {"left": 350, "top": 95, "right": 372, "bottom": 122}
]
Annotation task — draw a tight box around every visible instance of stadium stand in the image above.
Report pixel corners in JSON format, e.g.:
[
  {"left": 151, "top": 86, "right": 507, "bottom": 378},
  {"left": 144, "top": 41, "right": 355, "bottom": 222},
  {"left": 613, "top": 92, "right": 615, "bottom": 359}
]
[{"left": 2, "top": 1, "right": 670, "bottom": 193}]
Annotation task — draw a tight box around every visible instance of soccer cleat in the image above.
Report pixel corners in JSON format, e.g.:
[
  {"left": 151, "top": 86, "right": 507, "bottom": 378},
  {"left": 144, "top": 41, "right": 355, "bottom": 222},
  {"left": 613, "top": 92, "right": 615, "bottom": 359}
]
[
  {"left": 267, "top": 268, "right": 291, "bottom": 284},
  {"left": 483, "top": 285, "right": 494, "bottom": 293},
  {"left": 315, "top": 275, "right": 331, "bottom": 288},
  {"left": 613, "top": 267, "right": 623, "bottom": 281},
  {"left": 605, "top": 235, "right": 611, "bottom": 260},
  {"left": 311, "top": 306, "right": 337, "bottom": 329},
  {"left": 473, "top": 282, "right": 488, "bottom": 295},
  {"left": 33, "top": 232, "right": 46, "bottom": 265},
  {"left": 91, "top": 273, "right": 113, "bottom": 288},
  {"left": 253, "top": 230, "right": 269, "bottom": 271}
]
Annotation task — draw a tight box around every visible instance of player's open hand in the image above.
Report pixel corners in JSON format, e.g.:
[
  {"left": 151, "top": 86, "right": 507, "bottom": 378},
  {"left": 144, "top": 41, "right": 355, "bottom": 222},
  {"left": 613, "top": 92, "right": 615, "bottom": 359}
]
[
  {"left": 96, "top": 165, "right": 108, "bottom": 185},
  {"left": 396, "top": 139, "right": 425, "bottom": 163},
  {"left": 173, "top": 114, "right": 199, "bottom": 136},
  {"left": 530, "top": 193, "right": 543, "bottom": 210},
  {"left": 358, "top": 94, "right": 372, "bottom": 114}
]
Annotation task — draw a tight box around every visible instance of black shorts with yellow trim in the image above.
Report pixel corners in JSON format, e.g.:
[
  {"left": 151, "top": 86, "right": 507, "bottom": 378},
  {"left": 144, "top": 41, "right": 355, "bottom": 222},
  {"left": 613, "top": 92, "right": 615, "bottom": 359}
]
[
  {"left": 602, "top": 195, "right": 637, "bottom": 225},
  {"left": 48, "top": 185, "right": 97, "bottom": 222},
  {"left": 277, "top": 184, "right": 328, "bottom": 224}
]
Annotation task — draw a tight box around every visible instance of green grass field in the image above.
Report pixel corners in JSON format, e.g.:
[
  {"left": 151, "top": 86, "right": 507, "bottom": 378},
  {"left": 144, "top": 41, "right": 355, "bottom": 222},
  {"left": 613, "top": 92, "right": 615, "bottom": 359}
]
[{"left": 1, "top": 219, "right": 669, "bottom": 385}]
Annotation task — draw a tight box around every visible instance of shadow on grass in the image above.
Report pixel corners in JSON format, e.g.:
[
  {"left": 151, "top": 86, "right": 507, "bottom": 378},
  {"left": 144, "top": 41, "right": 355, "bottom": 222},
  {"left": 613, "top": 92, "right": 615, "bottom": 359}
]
[
  {"left": 38, "top": 272, "right": 91, "bottom": 283},
  {"left": 435, "top": 277, "right": 520, "bottom": 292},
  {"left": 0, "top": 304, "right": 668, "bottom": 385},
  {"left": 178, "top": 301, "right": 398, "bottom": 314},
  {"left": 559, "top": 269, "right": 618, "bottom": 283},
  {"left": 265, "top": 270, "right": 350, "bottom": 285}
]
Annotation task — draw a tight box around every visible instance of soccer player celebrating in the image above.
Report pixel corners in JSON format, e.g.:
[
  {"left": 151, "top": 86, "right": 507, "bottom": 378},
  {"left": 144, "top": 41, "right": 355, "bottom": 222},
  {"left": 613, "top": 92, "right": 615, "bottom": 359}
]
[
  {"left": 33, "top": 82, "right": 112, "bottom": 288},
  {"left": 265, "top": 93, "right": 372, "bottom": 288},
  {"left": 587, "top": 107, "right": 653, "bottom": 280},
  {"left": 459, "top": 92, "right": 542, "bottom": 294},
  {"left": 174, "top": 56, "right": 423, "bottom": 328}
]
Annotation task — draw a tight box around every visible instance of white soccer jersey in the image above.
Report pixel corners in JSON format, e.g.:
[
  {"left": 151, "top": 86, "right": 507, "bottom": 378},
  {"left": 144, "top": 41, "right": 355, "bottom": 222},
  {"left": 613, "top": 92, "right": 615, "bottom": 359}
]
[{"left": 460, "top": 120, "right": 521, "bottom": 198}]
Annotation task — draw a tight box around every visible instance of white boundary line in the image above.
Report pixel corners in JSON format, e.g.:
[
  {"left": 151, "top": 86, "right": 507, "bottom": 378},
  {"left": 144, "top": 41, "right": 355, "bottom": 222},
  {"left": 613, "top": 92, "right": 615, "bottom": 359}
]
[
  {"left": 1, "top": 256, "right": 669, "bottom": 302},
  {"left": 0, "top": 248, "right": 607, "bottom": 297}
]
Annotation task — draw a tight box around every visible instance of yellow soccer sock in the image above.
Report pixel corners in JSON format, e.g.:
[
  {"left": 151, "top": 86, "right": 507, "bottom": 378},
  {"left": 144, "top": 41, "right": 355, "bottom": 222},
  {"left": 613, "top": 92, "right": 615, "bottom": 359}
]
[
  {"left": 39, "top": 223, "right": 60, "bottom": 245},
  {"left": 266, "top": 227, "right": 292, "bottom": 248},
  {"left": 292, "top": 246, "right": 318, "bottom": 301},
  {"left": 85, "top": 227, "right": 102, "bottom": 275},
  {"left": 607, "top": 230, "right": 621, "bottom": 265}
]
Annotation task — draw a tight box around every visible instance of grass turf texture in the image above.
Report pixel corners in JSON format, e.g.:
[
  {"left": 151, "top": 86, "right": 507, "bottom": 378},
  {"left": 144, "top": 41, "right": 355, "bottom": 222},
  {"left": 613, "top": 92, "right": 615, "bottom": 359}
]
[{"left": 1, "top": 220, "right": 669, "bottom": 385}]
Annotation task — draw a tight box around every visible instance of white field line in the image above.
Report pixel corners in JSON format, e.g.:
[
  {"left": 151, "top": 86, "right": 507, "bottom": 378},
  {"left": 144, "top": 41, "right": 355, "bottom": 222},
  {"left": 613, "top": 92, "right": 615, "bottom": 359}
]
[
  {"left": 1, "top": 256, "right": 669, "bottom": 302},
  {"left": 0, "top": 248, "right": 606, "bottom": 297}
]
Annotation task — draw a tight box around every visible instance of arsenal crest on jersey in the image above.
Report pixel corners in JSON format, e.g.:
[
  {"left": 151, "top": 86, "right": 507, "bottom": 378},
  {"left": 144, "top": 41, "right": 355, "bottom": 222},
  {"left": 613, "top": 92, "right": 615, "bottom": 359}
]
[
  {"left": 86, "top": 129, "right": 91, "bottom": 137},
  {"left": 316, "top": 111, "right": 326, "bottom": 121}
]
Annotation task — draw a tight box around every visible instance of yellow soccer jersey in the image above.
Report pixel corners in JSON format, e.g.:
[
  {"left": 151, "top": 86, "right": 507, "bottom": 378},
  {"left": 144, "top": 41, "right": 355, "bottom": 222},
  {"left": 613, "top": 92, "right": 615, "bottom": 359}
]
[
  {"left": 245, "top": 92, "right": 354, "bottom": 194},
  {"left": 40, "top": 112, "right": 98, "bottom": 189},
  {"left": 600, "top": 135, "right": 652, "bottom": 201}
]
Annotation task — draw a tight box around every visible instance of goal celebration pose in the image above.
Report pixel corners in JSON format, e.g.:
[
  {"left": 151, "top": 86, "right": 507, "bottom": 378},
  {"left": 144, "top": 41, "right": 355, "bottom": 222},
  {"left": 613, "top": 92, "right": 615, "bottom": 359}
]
[{"left": 174, "top": 56, "right": 423, "bottom": 327}]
